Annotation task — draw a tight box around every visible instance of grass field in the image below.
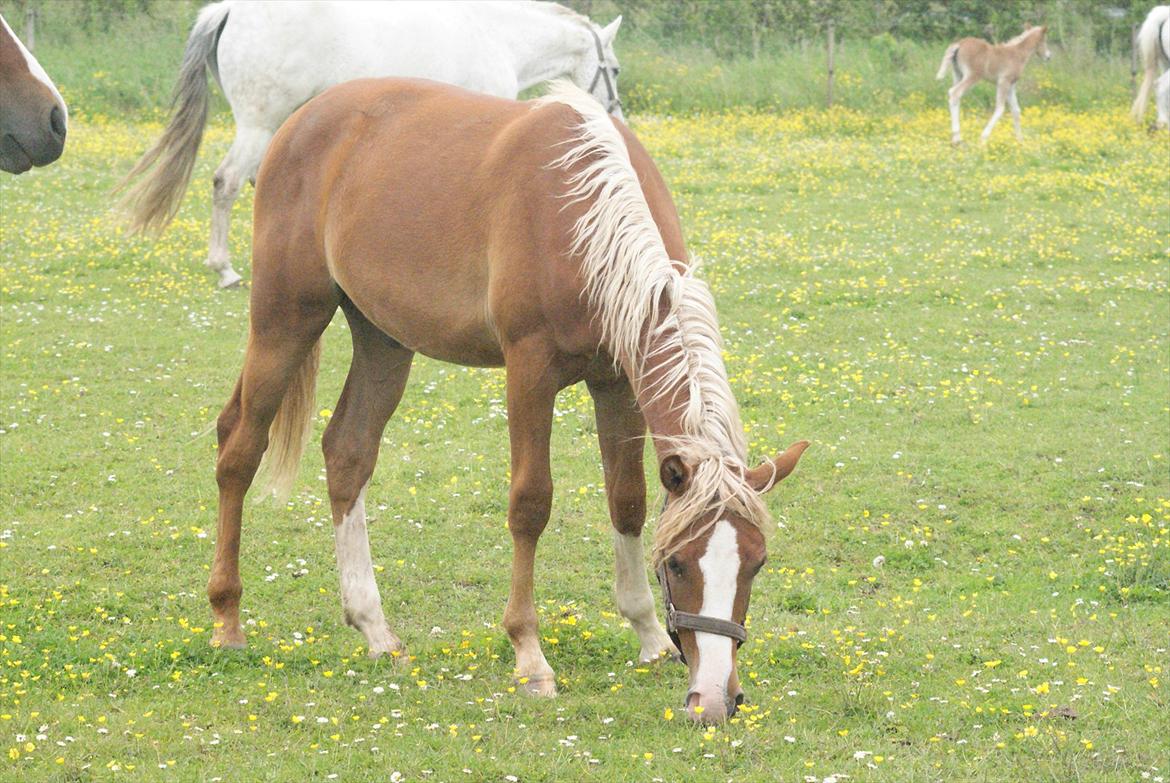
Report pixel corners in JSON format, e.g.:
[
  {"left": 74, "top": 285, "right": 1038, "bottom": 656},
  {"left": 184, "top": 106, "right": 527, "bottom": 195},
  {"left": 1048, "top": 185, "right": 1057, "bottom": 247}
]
[{"left": 2, "top": 51, "right": 1169, "bottom": 783}]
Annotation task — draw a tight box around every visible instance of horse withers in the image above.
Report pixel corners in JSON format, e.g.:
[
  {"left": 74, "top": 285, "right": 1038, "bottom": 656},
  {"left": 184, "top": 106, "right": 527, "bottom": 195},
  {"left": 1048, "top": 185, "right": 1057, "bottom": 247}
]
[
  {"left": 937, "top": 25, "right": 1051, "bottom": 144},
  {"left": 119, "top": 0, "right": 625, "bottom": 289},
  {"left": 206, "top": 77, "right": 808, "bottom": 723},
  {"left": 0, "top": 13, "right": 66, "bottom": 173}
]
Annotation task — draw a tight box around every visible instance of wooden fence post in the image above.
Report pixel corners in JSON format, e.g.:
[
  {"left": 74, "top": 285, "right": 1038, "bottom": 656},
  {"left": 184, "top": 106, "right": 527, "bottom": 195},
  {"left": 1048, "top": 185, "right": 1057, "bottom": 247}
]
[
  {"left": 24, "top": 4, "right": 37, "bottom": 53},
  {"left": 1131, "top": 23, "right": 1139, "bottom": 92},
  {"left": 826, "top": 21, "right": 836, "bottom": 108}
]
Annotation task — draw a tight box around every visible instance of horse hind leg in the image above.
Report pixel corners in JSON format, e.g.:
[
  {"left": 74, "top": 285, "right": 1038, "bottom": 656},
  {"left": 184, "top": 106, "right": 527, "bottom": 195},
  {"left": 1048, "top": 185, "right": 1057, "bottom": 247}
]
[
  {"left": 948, "top": 74, "right": 977, "bottom": 145},
  {"left": 209, "top": 293, "right": 338, "bottom": 648},
  {"left": 322, "top": 301, "right": 415, "bottom": 659},
  {"left": 587, "top": 374, "right": 679, "bottom": 664},
  {"left": 208, "top": 126, "right": 272, "bottom": 289}
]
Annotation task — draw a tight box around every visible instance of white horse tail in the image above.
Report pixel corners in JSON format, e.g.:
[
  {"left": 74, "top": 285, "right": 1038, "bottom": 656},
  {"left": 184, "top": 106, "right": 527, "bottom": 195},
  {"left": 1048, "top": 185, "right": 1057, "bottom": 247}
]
[
  {"left": 936, "top": 42, "right": 960, "bottom": 80},
  {"left": 1132, "top": 7, "right": 1170, "bottom": 120},
  {"left": 117, "top": 2, "right": 231, "bottom": 233},
  {"left": 256, "top": 338, "right": 321, "bottom": 503}
]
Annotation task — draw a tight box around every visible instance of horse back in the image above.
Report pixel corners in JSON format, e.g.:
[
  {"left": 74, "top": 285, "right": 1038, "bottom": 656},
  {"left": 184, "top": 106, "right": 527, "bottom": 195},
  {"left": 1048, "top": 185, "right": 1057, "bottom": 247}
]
[{"left": 255, "top": 78, "right": 684, "bottom": 367}]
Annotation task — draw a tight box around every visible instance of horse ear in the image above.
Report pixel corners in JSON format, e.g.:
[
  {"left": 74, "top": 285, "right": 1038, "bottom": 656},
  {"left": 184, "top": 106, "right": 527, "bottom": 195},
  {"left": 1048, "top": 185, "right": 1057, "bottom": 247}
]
[
  {"left": 601, "top": 15, "right": 622, "bottom": 47},
  {"left": 745, "top": 441, "right": 810, "bottom": 494},
  {"left": 659, "top": 454, "right": 692, "bottom": 495}
]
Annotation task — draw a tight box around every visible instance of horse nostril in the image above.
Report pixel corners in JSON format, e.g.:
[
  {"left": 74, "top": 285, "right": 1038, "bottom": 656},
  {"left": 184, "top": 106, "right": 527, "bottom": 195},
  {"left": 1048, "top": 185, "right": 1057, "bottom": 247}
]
[
  {"left": 735, "top": 692, "right": 745, "bottom": 706},
  {"left": 49, "top": 105, "right": 66, "bottom": 140}
]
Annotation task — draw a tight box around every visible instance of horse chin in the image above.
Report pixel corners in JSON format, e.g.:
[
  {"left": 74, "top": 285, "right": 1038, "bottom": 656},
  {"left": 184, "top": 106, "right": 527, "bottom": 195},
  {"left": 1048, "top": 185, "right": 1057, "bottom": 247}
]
[{"left": 0, "top": 135, "right": 33, "bottom": 174}]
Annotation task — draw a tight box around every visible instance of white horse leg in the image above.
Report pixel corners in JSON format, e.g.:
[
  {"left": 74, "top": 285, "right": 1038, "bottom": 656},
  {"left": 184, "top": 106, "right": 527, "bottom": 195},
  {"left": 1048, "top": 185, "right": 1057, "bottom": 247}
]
[
  {"left": 613, "top": 532, "right": 676, "bottom": 662},
  {"left": 948, "top": 78, "right": 975, "bottom": 145},
  {"left": 208, "top": 126, "right": 272, "bottom": 289},
  {"left": 981, "top": 81, "right": 1009, "bottom": 143},
  {"left": 1008, "top": 85, "right": 1023, "bottom": 140},
  {"left": 1155, "top": 71, "right": 1170, "bottom": 129},
  {"left": 334, "top": 485, "right": 403, "bottom": 658}
]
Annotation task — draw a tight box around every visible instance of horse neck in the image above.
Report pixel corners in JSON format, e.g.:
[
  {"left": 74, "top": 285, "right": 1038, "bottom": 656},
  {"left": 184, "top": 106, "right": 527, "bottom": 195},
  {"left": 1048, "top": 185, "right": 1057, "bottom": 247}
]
[
  {"left": 1007, "top": 29, "right": 1043, "bottom": 59},
  {"left": 473, "top": 2, "right": 590, "bottom": 90},
  {"left": 626, "top": 311, "right": 747, "bottom": 465}
]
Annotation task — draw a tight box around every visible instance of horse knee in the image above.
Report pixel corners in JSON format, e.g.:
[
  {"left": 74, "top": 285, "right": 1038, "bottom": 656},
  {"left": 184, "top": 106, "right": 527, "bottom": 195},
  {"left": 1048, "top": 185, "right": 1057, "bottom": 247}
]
[
  {"left": 508, "top": 480, "right": 553, "bottom": 536},
  {"left": 609, "top": 491, "right": 646, "bottom": 536}
]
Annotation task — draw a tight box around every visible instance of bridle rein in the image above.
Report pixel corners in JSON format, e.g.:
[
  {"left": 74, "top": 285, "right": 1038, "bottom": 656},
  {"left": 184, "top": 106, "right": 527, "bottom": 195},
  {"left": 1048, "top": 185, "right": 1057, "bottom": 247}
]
[{"left": 587, "top": 26, "right": 622, "bottom": 115}]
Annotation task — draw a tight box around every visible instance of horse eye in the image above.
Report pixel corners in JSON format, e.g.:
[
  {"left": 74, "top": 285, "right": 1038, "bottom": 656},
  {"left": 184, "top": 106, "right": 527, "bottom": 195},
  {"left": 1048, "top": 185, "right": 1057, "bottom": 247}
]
[{"left": 667, "top": 556, "right": 684, "bottom": 576}]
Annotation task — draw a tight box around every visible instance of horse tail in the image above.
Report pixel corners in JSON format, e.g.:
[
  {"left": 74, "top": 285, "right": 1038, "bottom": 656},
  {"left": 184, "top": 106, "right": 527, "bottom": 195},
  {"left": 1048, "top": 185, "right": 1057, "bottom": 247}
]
[
  {"left": 936, "top": 43, "right": 960, "bottom": 80},
  {"left": 116, "top": 2, "right": 231, "bottom": 233},
  {"left": 1132, "top": 10, "right": 1170, "bottom": 120},
  {"left": 256, "top": 338, "right": 322, "bottom": 503}
]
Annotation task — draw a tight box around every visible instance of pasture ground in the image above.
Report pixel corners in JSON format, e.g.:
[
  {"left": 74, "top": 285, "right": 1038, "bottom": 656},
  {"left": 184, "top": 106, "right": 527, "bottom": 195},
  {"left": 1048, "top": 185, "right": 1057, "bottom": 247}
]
[{"left": 2, "top": 105, "right": 1168, "bottom": 782}]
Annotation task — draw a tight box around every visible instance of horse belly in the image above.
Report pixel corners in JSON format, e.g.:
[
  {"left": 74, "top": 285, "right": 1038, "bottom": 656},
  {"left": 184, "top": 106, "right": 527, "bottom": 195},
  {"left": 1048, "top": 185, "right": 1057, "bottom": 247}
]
[{"left": 331, "top": 253, "right": 504, "bottom": 368}]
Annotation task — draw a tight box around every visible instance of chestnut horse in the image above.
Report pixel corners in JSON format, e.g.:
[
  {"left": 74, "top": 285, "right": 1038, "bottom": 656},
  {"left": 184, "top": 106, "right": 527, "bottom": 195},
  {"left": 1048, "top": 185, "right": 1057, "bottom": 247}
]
[
  {"left": 208, "top": 78, "right": 807, "bottom": 723},
  {"left": 937, "top": 25, "right": 1051, "bottom": 144},
  {"left": 0, "top": 13, "right": 66, "bottom": 173}
]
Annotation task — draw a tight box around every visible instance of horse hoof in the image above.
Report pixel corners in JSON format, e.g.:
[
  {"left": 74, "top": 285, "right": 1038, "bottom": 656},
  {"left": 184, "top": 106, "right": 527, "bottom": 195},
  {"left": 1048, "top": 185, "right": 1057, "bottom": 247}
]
[
  {"left": 217, "top": 270, "right": 244, "bottom": 289},
  {"left": 517, "top": 674, "right": 557, "bottom": 697},
  {"left": 211, "top": 628, "right": 246, "bottom": 649},
  {"left": 639, "top": 642, "right": 682, "bottom": 664}
]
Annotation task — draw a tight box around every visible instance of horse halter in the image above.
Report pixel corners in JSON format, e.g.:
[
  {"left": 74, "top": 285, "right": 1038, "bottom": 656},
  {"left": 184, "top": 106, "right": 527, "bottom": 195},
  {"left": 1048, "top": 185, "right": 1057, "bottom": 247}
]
[
  {"left": 587, "top": 27, "right": 622, "bottom": 115},
  {"left": 655, "top": 559, "right": 747, "bottom": 665}
]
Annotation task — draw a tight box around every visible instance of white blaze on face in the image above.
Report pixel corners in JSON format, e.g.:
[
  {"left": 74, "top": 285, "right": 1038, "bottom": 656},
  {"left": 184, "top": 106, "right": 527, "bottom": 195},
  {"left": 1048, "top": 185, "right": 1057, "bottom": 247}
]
[
  {"left": 0, "top": 15, "right": 68, "bottom": 123},
  {"left": 692, "top": 519, "right": 740, "bottom": 700}
]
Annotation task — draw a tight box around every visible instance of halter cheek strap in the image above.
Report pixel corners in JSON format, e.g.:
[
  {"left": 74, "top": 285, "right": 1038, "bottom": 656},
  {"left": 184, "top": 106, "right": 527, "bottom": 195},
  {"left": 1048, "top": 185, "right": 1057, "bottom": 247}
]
[
  {"left": 655, "top": 561, "right": 748, "bottom": 663},
  {"left": 587, "top": 27, "right": 621, "bottom": 114}
]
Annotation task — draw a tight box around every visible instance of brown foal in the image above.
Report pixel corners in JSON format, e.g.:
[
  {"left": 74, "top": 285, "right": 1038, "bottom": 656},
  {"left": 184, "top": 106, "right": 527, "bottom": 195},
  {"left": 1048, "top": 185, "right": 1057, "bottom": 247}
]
[
  {"left": 937, "top": 25, "right": 1051, "bottom": 144},
  {"left": 207, "top": 78, "right": 807, "bottom": 723}
]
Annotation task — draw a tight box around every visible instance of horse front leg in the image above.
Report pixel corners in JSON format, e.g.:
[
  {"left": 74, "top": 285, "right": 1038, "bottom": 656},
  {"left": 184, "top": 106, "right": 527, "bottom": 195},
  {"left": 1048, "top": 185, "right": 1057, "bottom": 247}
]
[
  {"left": 1008, "top": 84, "right": 1023, "bottom": 140},
  {"left": 981, "top": 79, "right": 1010, "bottom": 143},
  {"left": 587, "top": 375, "right": 679, "bottom": 663},
  {"left": 502, "top": 340, "right": 561, "bottom": 696}
]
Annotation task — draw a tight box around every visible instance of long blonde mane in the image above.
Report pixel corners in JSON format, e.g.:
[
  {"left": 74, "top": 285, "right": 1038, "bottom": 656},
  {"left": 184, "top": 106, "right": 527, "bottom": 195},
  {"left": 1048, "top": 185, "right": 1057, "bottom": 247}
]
[{"left": 536, "top": 82, "right": 770, "bottom": 565}]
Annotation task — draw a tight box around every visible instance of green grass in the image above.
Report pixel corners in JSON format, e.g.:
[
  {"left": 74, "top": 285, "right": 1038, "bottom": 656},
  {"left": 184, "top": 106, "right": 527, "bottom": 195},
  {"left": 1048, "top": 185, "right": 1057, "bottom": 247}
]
[
  {"left": 2, "top": 102, "right": 1167, "bottom": 781},
  {"left": 2, "top": 7, "right": 1169, "bottom": 782}
]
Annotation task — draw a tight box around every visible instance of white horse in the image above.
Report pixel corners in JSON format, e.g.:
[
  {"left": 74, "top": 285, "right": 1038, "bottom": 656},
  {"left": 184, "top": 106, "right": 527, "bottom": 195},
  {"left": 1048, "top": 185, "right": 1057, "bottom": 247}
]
[
  {"left": 1132, "top": 5, "right": 1170, "bottom": 128},
  {"left": 119, "top": 1, "right": 624, "bottom": 288}
]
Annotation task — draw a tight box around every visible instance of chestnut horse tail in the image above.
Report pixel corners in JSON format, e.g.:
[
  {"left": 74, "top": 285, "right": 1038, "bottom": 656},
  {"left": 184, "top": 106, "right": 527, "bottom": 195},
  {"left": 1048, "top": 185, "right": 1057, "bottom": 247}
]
[
  {"left": 936, "top": 42, "right": 960, "bottom": 80},
  {"left": 117, "top": 2, "right": 230, "bottom": 233},
  {"left": 257, "top": 339, "right": 321, "bottom": 502}
]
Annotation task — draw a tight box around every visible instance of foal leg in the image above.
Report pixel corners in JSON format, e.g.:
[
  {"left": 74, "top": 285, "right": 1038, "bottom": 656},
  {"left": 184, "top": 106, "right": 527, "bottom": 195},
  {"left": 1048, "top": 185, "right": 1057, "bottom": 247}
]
[
  {"left": 587, "top": 375, "right": 678, "bottom": 663},
  {"left": 207, "top": 126, "right": 272, "bottom": 289},
  {"left": 981, "top": 79, "right": 1010, "bottom": 144},
  {"left": 209, "top": 297, "right": 337, "bottom": 647},
  {"left": 322, "top": 302, "right": 414, "bottom": 659},
  {"left": 1008, "top": 84, "right": 1023, "bottom": 140},
  {"left": 947, "top": 75, "right": 978, "bottom": 145},
  {"left": 502, "top": 339, "right": 560, "bottom": 696}
]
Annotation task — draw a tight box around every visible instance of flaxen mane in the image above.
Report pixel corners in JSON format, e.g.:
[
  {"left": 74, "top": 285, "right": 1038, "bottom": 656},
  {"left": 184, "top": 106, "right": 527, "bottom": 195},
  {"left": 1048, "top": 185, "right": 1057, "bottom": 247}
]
[{"left": 536, "top": 82, "right": 771, "bottom": 565}]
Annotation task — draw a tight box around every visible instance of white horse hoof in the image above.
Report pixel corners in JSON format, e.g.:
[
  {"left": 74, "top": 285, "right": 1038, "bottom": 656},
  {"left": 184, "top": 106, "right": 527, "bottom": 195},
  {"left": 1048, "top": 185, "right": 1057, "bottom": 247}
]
[{"left": 218, "top": 270, "right": 244, "bottom": 289}]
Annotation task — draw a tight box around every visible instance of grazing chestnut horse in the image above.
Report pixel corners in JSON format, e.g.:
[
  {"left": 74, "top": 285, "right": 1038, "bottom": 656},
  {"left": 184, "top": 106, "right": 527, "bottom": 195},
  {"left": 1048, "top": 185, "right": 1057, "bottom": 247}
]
[
  {"left": 937, "top": 25, "right": 1051, "bottom": 144},
  {"left": 207, "top": 78, "right": 807, "bottom": 723},
  {"left": 0, "top": 13, "right": 66, "bottom": 173}
]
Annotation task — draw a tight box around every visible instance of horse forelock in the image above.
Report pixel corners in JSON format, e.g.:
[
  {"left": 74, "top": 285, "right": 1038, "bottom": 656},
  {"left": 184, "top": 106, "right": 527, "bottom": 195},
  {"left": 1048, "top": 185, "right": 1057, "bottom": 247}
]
[{"left": 534, "top": 81, "right": 766, "bottom": 566}]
